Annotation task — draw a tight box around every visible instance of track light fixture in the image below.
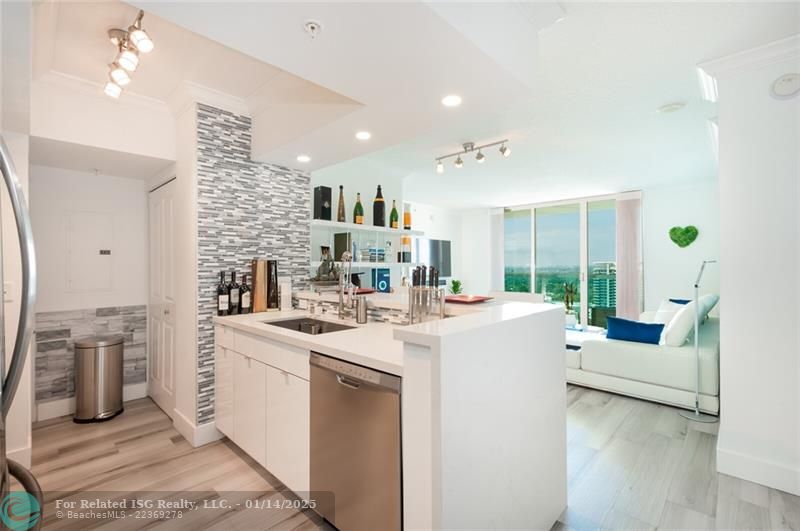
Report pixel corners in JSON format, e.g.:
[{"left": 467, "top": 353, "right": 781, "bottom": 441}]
[
  {"left": 434, "top": 139, "right": 509, "bottom": 174},
  {"left": 104, "top": 10, "right": 155, "bottom": 98}
]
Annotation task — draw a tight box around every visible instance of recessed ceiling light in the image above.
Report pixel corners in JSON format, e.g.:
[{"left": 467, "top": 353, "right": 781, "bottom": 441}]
[
  {"left": 771, "top": 73, "right": 800, "bottom": 99},
  {"left": 441, "top": 95, "right": 462, "bottom": 107},
  {"left": 657, "top": 102, "right": 686, "bottom": 113},
  {"left": 355, "top": 131, "right": 371, "bottom": 141},
  {"left": 296, "top": 155, "right": 311, "bottom": 163}
]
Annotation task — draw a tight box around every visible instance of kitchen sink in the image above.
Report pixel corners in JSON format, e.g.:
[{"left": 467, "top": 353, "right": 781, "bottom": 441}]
[{"left": 263, "top": 318, "right": 355, "bottom": 335}]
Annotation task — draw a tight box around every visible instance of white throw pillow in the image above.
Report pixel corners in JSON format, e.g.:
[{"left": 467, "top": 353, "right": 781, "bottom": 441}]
[
  {"left": 663, "top": 300, "right": 698, "bottom": 346},
  {"left": 698, "top": 294, "right": 720, "bottom": 321},
  {"left": 653, "top": 300, "right": 684, "bottom": 325}
]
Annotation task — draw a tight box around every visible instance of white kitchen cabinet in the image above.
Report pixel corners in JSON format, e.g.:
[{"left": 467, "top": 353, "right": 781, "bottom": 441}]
[
  {"left": 215, "top": 345, "right": 234, "bottom": 438},
  {"left": 265, "top": 365, "right": 310, "bottom": 494},
  {"left": 234, "top": 352, "right": 267, "bottom": 468}
]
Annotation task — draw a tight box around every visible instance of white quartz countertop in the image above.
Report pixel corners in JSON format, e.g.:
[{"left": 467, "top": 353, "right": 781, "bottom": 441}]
[
  {"left": 213, "top": 310, "right": 405, "bottom": 376},
  {"left": 214, "top": 300, "right": 562, "bottom": 376},
  {"left": 394, "top": 302, "right": 564, "bottom": 347}
]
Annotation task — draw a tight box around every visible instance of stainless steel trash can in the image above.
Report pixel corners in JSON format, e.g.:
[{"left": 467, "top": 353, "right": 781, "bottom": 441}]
[{"left": 74, "top": 335, "right": 124, "bottom": 423}]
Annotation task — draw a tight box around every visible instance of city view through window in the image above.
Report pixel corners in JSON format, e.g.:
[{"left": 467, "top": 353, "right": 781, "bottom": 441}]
[{"left": 504, "top": 199, "right": 617, "bottom": 327}]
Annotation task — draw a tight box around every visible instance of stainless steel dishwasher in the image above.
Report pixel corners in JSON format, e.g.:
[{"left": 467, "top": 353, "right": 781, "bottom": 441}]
[{"left": 310, "top": 352, "right": 401, "bottom": 531}]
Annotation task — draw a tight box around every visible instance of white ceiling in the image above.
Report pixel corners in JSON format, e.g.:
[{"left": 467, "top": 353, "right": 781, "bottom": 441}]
[
  {"left": 33, "top": 1, "right": 800, "bottom": 208},
  {"left": 137, "top": 1, "right": 800, "bottom": 208},
  {"left": 30, "top": 136, "right": 174, "bottom": 181}
]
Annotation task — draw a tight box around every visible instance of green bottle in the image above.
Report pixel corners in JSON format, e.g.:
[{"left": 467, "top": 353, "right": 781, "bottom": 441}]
[
  {"left": 353, "top": 193, "right": 364, "bottom": 224},
  {"left": 389, "top": 200, "right": 399, "bottom": 229}
]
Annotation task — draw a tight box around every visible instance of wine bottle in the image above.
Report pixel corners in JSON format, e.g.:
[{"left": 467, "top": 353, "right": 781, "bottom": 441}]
[
  {"left": 373, "top": 185, "right": 385, "bottom": 227},
  {"left": 403, "top": 203, "right": 412, "bottom": 230},
  {"left": 337, "top": 185, "right": 346, "bottom": 223},
  {"left": 217, "top": 271, "right": 230, "bottom": 316},
  {"left": 228, "top": 271, "right": 240, "bottom": 315},
  {"left": 353, "top": 193, "right": 364, "bottom": 224},
  {"left": 240, "top": 274, "right": 251, "bottom": 314},
  {"left": 389, "top": 199, "right": 399, "bottom": 229}
]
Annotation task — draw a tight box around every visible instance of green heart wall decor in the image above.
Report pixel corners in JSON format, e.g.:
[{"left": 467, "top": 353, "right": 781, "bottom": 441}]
[{"left": 669, "top": 225, "right": 699, "bottom": 248}]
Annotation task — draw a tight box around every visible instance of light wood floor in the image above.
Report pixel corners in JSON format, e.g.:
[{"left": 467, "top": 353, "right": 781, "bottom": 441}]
[
  {"left": 31, "top": 398, "right": 330, "bottom": 530},
  {"left": 31, "top": 389, "right": 800, "bottom": 530},
  {"left": 557, "top": 385, "right": 800, "bottom": 530}
]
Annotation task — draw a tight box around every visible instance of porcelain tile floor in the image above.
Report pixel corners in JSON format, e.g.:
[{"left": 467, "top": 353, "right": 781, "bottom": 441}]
[
  {"left": 30, "top": 389, "right": 800, "bottom": 530},
  {"left": 556, "top": 385, "right": 800, "bottom": 530}
]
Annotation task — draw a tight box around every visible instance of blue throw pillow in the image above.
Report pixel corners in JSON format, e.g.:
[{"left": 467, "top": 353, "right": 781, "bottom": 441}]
[
  {"left": 606, "top": 317, "right": 664, "bottom": 345},
  {"left": 669, "top": 298, "right": 691, "bottom": 305}
]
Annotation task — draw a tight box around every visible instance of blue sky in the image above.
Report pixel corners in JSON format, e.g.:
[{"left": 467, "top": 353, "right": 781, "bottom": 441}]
[{"left": 504, "top": 206, "right": 615, "bottom": 269}]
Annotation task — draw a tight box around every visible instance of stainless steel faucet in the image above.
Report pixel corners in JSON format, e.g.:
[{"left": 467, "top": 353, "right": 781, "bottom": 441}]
[{"left": 339, "top": 251, "right": 354, "bottom": 319}]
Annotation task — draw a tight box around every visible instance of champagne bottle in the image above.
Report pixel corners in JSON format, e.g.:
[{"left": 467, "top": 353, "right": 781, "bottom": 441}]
[
  {"left": 217, "top": 271, "right": 229, "bottom": 316},
  {"left": 403, "top": 203, "right": 412, "bottom": 230},
  {"left": 373, "top": 185, "right": 385, "bottom": 227},
  {"left": 240, "top": 274, "right": 251, "bottom": 314},
  {"left": 353, "top": 193, "right": 364, "bottom": 224},
  {"left": 337, "top": 185, "right": 346, "bottom": 222},
  {"left": 228, "top": 271, "right": 240, "bottom": 315},
  {"left": 389, "top": 199, "right": 399, "bottom": 229}
]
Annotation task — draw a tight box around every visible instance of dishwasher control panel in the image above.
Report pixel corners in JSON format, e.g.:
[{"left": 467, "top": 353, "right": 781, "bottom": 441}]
[{"left": 310, "top": 352, "right": 400, "bottom": 391}]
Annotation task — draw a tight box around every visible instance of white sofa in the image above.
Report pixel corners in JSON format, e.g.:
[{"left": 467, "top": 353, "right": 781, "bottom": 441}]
[{"left": 565, "top": 310, "right": 720, "bottom": 414}]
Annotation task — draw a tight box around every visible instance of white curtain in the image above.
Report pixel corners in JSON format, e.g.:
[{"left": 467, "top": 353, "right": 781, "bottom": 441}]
[{"left": 615, "top": 197, "right": 643, "bottom": 320}]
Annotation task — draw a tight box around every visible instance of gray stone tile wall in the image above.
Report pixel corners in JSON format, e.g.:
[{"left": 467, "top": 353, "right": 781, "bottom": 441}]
[
  {"left": 35, "top": 305, "right": 147, "bottom": 403},
  {"left": 196, "top": 103, "right": 311, "bottom": 425}
]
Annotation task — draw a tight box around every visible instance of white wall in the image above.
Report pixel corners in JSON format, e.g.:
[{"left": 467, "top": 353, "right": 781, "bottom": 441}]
[
  {"left": 29, "top": 165, "right": 148, "bottom": 312},
  {"left": 408, "top": 202, "right": 462, "bottom": 280},
  {"left": 171, "top": 104, "right": 201, "bottom": 441},
  {"left": 709, "top": 36, "right": 800, "bottom": 495},
  {"left": 642, "top": 179, "right": 720, "bottom": 310},
  {"left": 30, "top": 73, "right": 176, "bottom": 162}
]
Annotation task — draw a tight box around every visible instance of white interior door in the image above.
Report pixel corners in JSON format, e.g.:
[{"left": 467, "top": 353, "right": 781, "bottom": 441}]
[{"left": 148, "top": 180, "right": 176, "bottom": 417}]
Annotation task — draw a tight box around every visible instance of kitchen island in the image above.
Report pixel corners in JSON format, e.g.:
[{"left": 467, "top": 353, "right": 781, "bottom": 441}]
[{"left": 213, "top": 298, "right": 566, "bottom": 530}]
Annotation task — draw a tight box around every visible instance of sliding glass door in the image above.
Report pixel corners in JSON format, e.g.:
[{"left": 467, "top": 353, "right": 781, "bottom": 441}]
[
  {"left": 501, "top": 193, "right": 638, "bottom": 328},
  {"left": 535, "top": 204, "right": 581, "bottom": 322}
]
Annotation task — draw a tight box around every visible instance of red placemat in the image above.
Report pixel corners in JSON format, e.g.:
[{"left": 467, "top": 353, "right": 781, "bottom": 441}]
[{"left": 445, "top": 295, "right": 493, "bottom": 304}]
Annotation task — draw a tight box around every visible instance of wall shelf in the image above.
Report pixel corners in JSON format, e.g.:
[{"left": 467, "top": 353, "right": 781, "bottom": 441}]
[
  {"left": 310, "top": 261, "right": 421, "bottom": 269},
  {"left": 311, "top": 219, "right": 424, "bottom": 237}
]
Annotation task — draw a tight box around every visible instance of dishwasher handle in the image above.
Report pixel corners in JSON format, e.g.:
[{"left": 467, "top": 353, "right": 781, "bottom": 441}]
[
  {"left": 336, "top": 375, "right": 361, "bottom": 390},
  {"left": 311, "top": 352, "right": 401, "bottom": 393}
]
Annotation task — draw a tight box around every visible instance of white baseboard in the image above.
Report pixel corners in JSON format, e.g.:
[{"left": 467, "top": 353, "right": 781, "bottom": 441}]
[
  {"left": 171, "top": 407, "right": 223, "bottom": 448},
  {"left": 7, "top": 445, "right": 31, "bottom": 468},
  {"left": 717, "top": 445, "right": 800, "bottom": 496},
  {"left": 36, "top": 382, "right": 150, "bottom": 421}
]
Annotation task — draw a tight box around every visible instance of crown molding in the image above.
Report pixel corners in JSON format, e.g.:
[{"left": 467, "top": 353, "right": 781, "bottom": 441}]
[
  {"left": 38, "top": 70, "right": 171, "bottom": 114},
  {"left": 699, "top": 34, "right": 800, "bottom": 77},
  {"left": 166, "top": 81, "right": 249, "bottom": 118}
]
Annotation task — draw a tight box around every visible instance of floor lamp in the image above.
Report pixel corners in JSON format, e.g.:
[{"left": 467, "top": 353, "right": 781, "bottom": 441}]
[{"left": 680, "top": 260, "right": 718, "bottom": 423}]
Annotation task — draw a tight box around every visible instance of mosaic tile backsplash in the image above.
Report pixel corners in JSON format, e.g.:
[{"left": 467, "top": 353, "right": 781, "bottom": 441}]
[
  {"left": 35, "top": 305, "right": 147, "bottom": 403},
  {"left": 196, "top": 103, "right": 311, "bottom": 425}
]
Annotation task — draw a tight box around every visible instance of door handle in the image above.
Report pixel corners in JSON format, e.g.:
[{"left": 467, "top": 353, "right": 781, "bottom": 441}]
[
  {"left": 336, "top": 375, "right": 361, "bottom": 390},
  {"left": 0, "top": 136, "right": 37, "bottom": 419}
]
